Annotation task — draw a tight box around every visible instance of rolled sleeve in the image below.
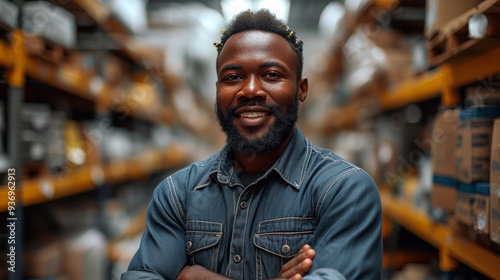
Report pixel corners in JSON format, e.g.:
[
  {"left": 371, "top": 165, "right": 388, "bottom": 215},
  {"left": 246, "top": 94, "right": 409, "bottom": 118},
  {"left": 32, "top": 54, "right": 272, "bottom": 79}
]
[
  {"left": 308, "top": 169, "right": 382, "bottom": 280},
  {"left": 124, "top": 177, "right": 188, "bottom": 279}
]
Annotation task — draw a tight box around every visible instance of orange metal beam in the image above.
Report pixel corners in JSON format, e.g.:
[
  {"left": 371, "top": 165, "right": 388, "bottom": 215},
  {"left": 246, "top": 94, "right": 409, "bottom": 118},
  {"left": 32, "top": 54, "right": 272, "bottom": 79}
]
[
  {"left": 0, "top": 145, "right": 188, "bottom": 211},
  {"left": 381, "top": 188, "right": 500, "bottom": 278}
]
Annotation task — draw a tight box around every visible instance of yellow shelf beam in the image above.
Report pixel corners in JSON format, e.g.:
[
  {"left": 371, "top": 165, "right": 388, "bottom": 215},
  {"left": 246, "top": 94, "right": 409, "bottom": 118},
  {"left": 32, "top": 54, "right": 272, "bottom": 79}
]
[
  {"left": 0, "top": 144, "right": 189, "bottom": 211},
  {"left": 381, "top": 189, "right": 500, "bottom": 279},
  {"left": 0, "top": 39, "right": 15, "bottom": 70},
  {"left": 380, "top": 45, "right": 500, "bottom": 110},
  {"left": 380, "top": 69, "right": 445, "bottom": 110}
]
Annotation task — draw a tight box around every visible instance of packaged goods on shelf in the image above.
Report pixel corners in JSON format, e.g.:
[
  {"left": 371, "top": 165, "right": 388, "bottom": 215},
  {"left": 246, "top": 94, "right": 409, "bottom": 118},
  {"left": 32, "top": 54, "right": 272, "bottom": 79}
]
[
  {"left": 24, "top": 239, "right": 63, "bottom": 278},
  {"left": 62, "top": 228, "right": 107, "bottom": 280},
  {"left": 456, "top": 182, "right": 475, "bottom": 226},
  {"left": 21, "top": 103, "right": 52, "bottom": 173},
  {"left": 491, "top": 119, "right": 500, "bottom": 244},
  {"left": 455, "top": 106, "right": 500, "bottom": 184},
  {"left": 431, "top": 108, "right": 460, "bottom": 212},
  {"left": 424, "top": 0, "right": 483, "bottom": 39},
  {"left": 64, "top": 120, "right": 86, "bottom": 169},
  {"left": 410, "top": 37, "right": 428, "bottom": 74},
  {"left": 342, "top": 28, "right": 413, "bottom": 99},
  {"left": 473, "top": 182, "right": 490, "bottom": 234},
  {"left": 0, "top": 0, "right": 18, "bottom": 29},
  {"left": 22, "top": 1, "right": 76, "bottom": 48},
  {"left": 99, "top": 0, "right": 148, "bottom": 35},
  {"left": 46, "top": 111, "right": 67, "bottom": 173}
]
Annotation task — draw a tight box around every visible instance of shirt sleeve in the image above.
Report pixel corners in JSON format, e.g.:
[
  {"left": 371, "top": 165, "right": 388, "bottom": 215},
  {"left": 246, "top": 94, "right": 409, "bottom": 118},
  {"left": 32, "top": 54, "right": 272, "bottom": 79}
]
[
  {"left": 122, "top": 177, "right": 188, "bottom": 280},
  {"left": 304, "top": 169, "right": 383, "bottom": 280}
]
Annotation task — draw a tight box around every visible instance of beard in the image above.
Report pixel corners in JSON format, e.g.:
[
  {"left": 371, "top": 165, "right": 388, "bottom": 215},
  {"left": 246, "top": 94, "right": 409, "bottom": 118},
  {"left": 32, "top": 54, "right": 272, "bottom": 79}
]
[{"left": 215, "top": 93, "right": 299, "bottom": 154}]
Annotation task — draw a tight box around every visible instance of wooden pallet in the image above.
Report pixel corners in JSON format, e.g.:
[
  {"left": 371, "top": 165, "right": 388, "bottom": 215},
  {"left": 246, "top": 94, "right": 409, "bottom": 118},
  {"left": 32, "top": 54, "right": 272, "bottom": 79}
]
[
  {"left": 23, "top": 35, "right": 76, "bottom": 65},
  {"left": 427, "top": 0, "right": 500, "bottom": 67}
]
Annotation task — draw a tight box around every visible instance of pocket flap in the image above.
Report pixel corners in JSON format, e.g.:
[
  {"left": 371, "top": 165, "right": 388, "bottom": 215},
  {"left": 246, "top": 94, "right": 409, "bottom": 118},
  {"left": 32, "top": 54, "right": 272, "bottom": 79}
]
[
  {"left": 254, "top": 231, "right": 314, "bottom": 258},
  {"left": 186, "top": 220, "right": 222, "bottom": 255}
]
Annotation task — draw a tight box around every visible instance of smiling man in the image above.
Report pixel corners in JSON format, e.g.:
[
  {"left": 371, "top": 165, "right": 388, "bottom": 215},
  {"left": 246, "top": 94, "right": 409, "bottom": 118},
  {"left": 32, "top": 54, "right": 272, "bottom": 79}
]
[{"left": 123, "top": 9, "right": 382, "bottom": 280}]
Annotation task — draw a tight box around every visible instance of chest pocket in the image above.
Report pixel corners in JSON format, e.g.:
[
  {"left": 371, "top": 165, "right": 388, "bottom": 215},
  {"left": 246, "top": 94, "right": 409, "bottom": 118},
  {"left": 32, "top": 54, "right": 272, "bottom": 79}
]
[
  {"left": 253, "top": 217, "right": 316, "bottom": 280},
  {"left": 186, "top": 220, "right": 223, "bottom": 272}
]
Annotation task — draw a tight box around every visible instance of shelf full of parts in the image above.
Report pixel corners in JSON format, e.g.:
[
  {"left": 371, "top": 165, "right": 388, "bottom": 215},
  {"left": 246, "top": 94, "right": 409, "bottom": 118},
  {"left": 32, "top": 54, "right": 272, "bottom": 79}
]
[
  {"left": 309, "top": 0, "right": 500, "bottom": 279},
  {"left": 0, "top": 0, "right": 193, "bottom": 279}
]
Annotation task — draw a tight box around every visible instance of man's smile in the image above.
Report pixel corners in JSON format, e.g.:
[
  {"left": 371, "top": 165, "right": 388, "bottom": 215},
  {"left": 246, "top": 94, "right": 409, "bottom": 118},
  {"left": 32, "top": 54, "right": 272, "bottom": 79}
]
[{"left": 233, "top": 106, "right": 274, "bottom": 127}]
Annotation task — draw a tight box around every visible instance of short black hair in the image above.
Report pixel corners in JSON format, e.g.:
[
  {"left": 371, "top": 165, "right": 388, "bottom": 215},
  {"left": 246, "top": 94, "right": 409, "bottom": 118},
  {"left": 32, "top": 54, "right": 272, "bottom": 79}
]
[{"left": 215, "top": 9, "right": 304, "bottom": 78}]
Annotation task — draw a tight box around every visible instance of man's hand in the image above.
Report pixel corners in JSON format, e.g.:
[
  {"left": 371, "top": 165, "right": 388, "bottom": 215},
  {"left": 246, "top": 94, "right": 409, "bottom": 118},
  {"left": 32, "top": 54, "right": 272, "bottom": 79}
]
[
  {"left": 176, "top": 265, "right": 233, "bottom": 280},
  {"left": 276, "top": 244, "right": 316, "bottom": 280}
]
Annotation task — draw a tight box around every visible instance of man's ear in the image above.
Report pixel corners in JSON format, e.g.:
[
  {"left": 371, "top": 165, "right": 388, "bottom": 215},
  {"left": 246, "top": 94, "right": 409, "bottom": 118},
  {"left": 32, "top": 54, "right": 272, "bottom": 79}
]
[{"left": 298, "top": 78, "right": 308, "bottom": 102}]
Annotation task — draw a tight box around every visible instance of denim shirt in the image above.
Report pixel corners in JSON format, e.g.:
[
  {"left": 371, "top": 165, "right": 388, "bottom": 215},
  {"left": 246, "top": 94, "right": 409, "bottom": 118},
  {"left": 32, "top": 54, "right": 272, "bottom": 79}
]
[{"left": 122, "top": 127, "right": 382, "bottom": 280}]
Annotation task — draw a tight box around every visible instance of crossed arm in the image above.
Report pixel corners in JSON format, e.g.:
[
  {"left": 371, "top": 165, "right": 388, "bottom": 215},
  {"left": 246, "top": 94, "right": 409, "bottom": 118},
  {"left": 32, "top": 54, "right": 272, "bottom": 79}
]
[{"left": 176, "top": 245, "right": 316, "bottom": 280}]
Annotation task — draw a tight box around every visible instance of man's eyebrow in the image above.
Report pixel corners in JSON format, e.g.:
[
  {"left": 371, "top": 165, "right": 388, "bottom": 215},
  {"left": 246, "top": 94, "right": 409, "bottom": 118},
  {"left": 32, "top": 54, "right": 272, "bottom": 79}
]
[
  {"left": 260, "top": 61, "right": 287, "bottom": 70},
  {"left": 219, "top": 64, "right": 241, "bottom": 73}
]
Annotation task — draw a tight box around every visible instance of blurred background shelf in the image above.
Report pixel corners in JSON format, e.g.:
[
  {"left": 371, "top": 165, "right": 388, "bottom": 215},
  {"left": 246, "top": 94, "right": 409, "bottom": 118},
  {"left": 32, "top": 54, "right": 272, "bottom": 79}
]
[
  {"left": 381, "top": 186, "right": 500, "bottom": 279},
  {"left": 0, "top": 143, "right": 188, "bottom": 211}
]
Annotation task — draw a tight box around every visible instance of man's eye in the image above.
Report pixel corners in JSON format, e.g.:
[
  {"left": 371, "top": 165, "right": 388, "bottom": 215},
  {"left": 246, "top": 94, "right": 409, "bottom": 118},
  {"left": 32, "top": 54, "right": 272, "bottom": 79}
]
[
  {"left": 265, "top": 72, "right": 281, "bottom": 79},
  {"left": 225, "top": 75, "right": 241, "bottom": 81}
]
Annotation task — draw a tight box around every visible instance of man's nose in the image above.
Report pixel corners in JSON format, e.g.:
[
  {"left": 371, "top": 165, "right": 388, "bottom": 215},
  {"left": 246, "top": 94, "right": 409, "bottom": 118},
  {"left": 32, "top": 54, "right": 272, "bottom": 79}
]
[{"left": 237, "top": 75, "right": 266, "bottom": 101}]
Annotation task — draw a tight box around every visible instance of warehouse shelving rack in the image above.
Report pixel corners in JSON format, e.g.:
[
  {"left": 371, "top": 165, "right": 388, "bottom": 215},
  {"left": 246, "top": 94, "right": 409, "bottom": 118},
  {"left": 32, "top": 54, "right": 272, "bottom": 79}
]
[
  {"left": 322, "top": 0, "right": 500, "bottom": 278},
  {"left": 0, "top": 0, "right": 190, "bottom": 211}
]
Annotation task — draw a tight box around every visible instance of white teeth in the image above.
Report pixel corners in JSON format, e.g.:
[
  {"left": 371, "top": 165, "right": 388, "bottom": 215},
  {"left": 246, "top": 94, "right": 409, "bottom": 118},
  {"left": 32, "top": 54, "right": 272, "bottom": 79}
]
[{"left": 239, "top": 112, "right": 268, "bottom": 118}]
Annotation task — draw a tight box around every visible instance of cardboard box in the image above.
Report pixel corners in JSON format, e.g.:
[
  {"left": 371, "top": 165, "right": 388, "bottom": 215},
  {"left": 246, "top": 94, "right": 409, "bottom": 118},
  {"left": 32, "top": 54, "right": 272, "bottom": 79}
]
[
  {"left": 23, "top": 1, "right": 76, "bottom": 48},
  {"left": 473, "top": 182, "right": 490, "bottom": 234},
  {"left": 425, "top": 0, "right": 483, "bottom": 38},
  {"left": 432, "top": 108, "right": 460, "bottom": 212},
  {"left": 456, "top": 106, "right": 500, "bottom": 183},
  {"left": 490, "top": 119, "right": 500, "bottom": 244},
  {"left": 456, "top": 183, "right": 475, "bottom": 226},
  {"left": 0, "top": 0, "right": 18, "bottom": 29},
  {"left": 62, "top": 229, "right": 107, "bottom": 280},
  {"left": 24, "top": 241, "right": 62, "bottom": 278}
]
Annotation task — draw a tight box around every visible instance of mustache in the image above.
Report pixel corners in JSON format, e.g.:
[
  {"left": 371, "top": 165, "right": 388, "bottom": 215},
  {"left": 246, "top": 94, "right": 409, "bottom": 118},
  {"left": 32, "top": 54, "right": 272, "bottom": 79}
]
[{"left": 226, "top": 101, "right": 281, "bottom": 118}]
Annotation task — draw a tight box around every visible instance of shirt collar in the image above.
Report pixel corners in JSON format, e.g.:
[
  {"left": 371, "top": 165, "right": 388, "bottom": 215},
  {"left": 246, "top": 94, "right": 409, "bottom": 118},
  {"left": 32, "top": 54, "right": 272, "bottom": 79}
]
[{"left": 204, "top": 126, "right": 311, "bottom": 190}]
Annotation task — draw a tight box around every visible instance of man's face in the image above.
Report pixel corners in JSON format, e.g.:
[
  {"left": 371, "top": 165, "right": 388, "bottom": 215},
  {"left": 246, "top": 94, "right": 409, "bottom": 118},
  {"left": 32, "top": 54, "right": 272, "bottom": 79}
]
[{"left": 215, "top": 30, "right": 307, "bottom": 154}]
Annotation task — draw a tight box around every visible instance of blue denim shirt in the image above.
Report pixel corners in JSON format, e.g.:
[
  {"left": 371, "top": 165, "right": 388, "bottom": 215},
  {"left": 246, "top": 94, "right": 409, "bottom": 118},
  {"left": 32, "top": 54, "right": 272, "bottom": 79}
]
[{"left": 123, "top": 127, "right": 382, "bottom": 280}]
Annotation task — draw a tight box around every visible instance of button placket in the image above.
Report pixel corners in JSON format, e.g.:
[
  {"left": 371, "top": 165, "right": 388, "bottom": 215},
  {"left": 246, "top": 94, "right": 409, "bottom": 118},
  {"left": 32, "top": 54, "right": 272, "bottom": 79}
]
[{"left": 228, "top": 187, "right": 255, "bottom": 278}]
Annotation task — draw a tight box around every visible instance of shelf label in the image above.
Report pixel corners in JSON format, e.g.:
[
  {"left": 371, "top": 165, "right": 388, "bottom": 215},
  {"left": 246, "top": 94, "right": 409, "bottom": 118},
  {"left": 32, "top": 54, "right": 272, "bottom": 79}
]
[
  {"left": 38, "top": 179, "right": 55, "bottom": 199},
  {"left": 90, "top": 165, "right": 105, "bottom": 186},
  {"left": 90, "top": 76, "right": 103, "bottom": 97}
]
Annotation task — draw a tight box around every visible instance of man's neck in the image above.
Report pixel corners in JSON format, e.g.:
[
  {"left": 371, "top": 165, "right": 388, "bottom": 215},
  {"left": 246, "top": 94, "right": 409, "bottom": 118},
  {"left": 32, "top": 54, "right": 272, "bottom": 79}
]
[{"left": 232, "top": 130, "right": 294, "bottom": 173}]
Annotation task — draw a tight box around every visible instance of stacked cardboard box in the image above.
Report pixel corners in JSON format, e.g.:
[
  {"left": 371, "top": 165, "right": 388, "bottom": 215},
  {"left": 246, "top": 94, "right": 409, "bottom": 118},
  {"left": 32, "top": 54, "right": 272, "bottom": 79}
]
[
  {"left": 431, "top": 108, "right": 460, "bottom": 212},
  {"left": 490, "top": 119, "right": 500, "bottom": 244},
  {"left": 455, "top": 105, "right": 500, "bottom": 242}
]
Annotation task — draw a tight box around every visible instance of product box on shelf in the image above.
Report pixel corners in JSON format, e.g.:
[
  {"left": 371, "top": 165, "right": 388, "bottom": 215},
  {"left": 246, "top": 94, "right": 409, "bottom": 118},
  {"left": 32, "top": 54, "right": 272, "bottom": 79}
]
[
  {"left": 431, "top": 108, "right": 459, "bottom": 212},
  {"left": 0, "top": 0, "right": 18, "bottom": 29},
  {"left": 100, "top": 0, "right": 148, "bottom": 35},
  {"left": 455, "top": 106, "right": 500, "bottom": 184},
  {"left": 473, "top": 182, "right": 490, "bottom": 234},
  {"left": 456, "top": 183, "right": 475, "bottom": 226},
  {"left": 24, "top": 239, "right": 63, "bottom": 278},
  {"left": 490, "top": 118, "right": 500, "bottom": 244},
  {"left": 425, "top": 0, "right": 484, "bottom": 39},
  {"left": 62, "top": 228, "right": 107, "bottom": 280},
  {"left": 22, "top": 1, "right": 76, "bottom": 48}
]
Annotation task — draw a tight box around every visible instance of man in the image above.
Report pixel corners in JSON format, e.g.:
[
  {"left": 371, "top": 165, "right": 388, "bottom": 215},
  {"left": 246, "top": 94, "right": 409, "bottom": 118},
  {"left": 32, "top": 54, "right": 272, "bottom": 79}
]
[{"left": 123, "top": 9, "right": 382, "bottom": 280}]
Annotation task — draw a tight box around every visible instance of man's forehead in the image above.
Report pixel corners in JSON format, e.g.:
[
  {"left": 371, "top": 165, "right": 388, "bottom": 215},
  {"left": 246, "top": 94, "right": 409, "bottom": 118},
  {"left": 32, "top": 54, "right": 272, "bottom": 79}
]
[{"left": 216, "top": 30, "right": 296, "bottom": 70}]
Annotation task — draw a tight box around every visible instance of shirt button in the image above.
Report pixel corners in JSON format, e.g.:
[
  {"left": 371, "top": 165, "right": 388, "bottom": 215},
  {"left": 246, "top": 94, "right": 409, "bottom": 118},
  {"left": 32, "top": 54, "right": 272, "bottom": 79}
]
[
  {"left": 233, "top": 254, "right": 242, "bottom": 263},
  {"left": 281, "top": 244, "right": 291, "bottom": 254},
  {"left": 240, "top": 201, "right": 247, "bottom": 209}
]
